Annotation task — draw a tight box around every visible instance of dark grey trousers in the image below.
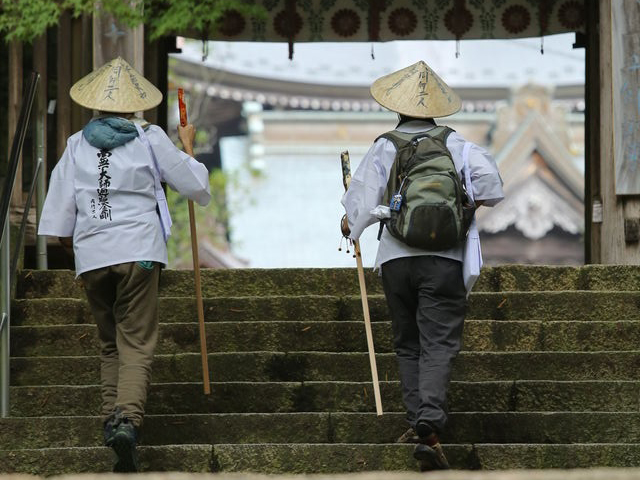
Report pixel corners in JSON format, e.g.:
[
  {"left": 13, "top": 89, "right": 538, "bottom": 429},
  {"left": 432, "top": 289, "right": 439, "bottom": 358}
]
[{"left": 381, "top": 255, "right": 466, "bottom": 433}]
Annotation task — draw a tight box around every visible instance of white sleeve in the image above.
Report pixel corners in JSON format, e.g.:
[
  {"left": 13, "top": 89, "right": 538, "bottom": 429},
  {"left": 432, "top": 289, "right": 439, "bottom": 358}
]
[
  {"left": 341, "top": 138, "right": 395, "bottom": 239},
  {"left": 447, "top": 132, "right": 504, "bottom": 207},
  {"left": 37, "top": 146, "right": 77, "bottom": 237},
  {"left": 467, "top": 143, "right": 505, "bottom": 206},
  {"left": 146, "top": 125, "right": 212, "bottom": 206}
]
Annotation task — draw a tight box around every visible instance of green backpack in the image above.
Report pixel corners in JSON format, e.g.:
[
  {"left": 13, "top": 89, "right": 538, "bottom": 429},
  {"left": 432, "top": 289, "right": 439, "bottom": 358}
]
[{"left": 378, "top": 126, "right": 475, "bottom": 250}]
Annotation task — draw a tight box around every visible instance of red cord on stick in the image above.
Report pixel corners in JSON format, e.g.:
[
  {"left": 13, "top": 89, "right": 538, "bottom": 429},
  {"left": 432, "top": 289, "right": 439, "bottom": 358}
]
[{"left": 178, "top": 88, "right": 188, "bottom": 127}]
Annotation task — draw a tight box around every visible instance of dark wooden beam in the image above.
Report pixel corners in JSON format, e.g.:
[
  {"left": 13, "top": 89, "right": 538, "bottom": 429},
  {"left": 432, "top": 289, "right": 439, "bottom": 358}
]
[
  {"left": 585, "top": 0, "right": 600, "bottom": 263},
  {"left": 8, "top": 40, "right": 23, "bottom": 208},
  {"left": 56, "top": 11, "right": 72, "bottom": 160}
]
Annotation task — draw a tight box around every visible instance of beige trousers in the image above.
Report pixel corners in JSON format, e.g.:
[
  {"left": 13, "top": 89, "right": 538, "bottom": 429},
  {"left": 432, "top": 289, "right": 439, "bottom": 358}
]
[{"left": 81, "top": 261, "right": 160, "bottom": 427}]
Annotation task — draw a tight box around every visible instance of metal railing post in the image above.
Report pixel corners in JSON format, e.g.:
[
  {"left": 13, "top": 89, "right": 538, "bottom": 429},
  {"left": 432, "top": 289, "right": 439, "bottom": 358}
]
[{"left": 1, "top": 212, "right": 10, "bottom": 417}]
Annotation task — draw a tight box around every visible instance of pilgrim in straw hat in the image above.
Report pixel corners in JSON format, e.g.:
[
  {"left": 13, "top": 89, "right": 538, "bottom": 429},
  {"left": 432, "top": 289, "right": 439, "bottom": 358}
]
[
  {"left": 70, "top": 56, "right": 162, "bottom": 113},
  {"left": 370, "top": 60, "right": 461, "bottom": 119}
]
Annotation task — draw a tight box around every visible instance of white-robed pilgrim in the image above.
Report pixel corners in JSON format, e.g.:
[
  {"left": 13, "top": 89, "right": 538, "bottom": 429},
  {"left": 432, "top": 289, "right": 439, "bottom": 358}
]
[
  {"left": 38, "top": 57, "right": 211, "bottom": 276},
  {"left": 341, "top": 61, "right": 504, "bottom": 295}
]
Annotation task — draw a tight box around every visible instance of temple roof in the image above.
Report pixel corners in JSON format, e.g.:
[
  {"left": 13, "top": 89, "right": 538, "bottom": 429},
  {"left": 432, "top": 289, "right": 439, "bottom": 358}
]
[
  {"left": 477, "top": 110, "right": 584, "bottom": 239},
  {"left": 175, "top": 34, "right": 585, "bottom": 89}
]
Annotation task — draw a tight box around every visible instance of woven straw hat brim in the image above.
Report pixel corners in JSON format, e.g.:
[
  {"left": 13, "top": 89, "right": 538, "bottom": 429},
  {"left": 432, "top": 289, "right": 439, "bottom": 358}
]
[
  {"left": 70, "top": 57, "right": 162, "bottom": 113},
  {"left": 370, "top": 61, "right": 461, "bottom": 118}
]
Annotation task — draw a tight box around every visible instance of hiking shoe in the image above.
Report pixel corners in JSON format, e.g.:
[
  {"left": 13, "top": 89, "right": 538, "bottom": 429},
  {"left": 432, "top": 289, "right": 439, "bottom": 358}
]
[
  {"left": 111, "top": 418, "right": 139, "bottom": 473},
  {"left": 395, "top": 427, "right": 419, "bottom": 443},
  {"left": 415, "top": 419, "right": 435, "bottom": 438},
  {"left": 413, "top": 441, "right": 450, "bottom": 471},
  {"left": 103, "top": 408, "right": 123, "bottom": 447},
  {"left": 413, "top": 420, "right": 449, "bottom": 471}
]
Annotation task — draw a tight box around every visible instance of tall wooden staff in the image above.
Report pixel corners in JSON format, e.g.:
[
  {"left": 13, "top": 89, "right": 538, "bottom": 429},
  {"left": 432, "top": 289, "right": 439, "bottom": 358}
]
[
  {"left": 178, "top": 88, "right": 211, "bottom": 395},
  {"left": 341, "top": 150, "right": 383, "bottom": 416}
]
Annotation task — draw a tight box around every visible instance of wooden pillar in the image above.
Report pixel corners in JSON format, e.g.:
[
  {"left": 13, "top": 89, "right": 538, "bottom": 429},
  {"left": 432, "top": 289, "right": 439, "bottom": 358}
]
[
  {"left": 71, "top": 15, "right": 93, "bottom": 130},
  {"left": 56, "top": 11, "right": 93, "bottom": 159},
  {"left": 585, "top": 0, "right": 601, "bottom": 263},
  {"left": 93, "top": 9, "right": 144, "bottom": 71},
  {"left": 56, "top": 12, "right": 72, "bottom": 159},
  {"left": 8, "top": 41, "right": 23, "bottom": 208},
  {"left": 145, "top": 36, "right": 175, "bottom": 129},
  {"left": 598, "top": 0, "right": 640, "bottom": 263},
  {"left": 33, "top": 34, "right": 48, "bottom": 189}
]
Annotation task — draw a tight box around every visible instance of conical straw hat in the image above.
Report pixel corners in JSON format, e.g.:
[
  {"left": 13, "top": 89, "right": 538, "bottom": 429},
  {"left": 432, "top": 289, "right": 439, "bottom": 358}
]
[
  {"left": 370, "top": 61, "right": 461, "bottom": 118},
  {"left": 70, "top": 57, "right": 162, "bottom": 113}
]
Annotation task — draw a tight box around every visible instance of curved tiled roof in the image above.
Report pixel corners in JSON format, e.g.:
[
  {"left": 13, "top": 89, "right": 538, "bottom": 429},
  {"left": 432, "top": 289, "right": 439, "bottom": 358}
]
[{"left": 175, "top": 34, "right": 585, "bottom": 89}]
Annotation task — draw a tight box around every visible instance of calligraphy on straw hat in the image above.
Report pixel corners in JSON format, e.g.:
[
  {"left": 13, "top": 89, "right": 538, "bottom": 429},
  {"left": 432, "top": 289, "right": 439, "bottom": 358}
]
[
  {"left": 370, "top": 61, "right": 461, "bottom": 118},
  {"left": 70, "top": 57, "right": 163, "bottom": 113}
]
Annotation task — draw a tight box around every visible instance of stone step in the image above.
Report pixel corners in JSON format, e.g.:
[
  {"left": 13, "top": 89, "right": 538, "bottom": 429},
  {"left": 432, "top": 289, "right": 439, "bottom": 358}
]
[
  {"left": 10, "top": 296, "right": 390, "bottom": 326},
  {"left": 9, "top": 380, "right": 640, "bottom": 417},
  {"left": 2, "top": 412, "right": 640, "bottom": 450},
  {"left": 0, "top": 444, "right": 213, "bottom": 475},
  {"left": 13, "top": 291, "right": 640, "bottom": 327},
  {"left": 11, "top": 351, "right": 640, "bottom": 386},
  {"left": 3, "top": 442, "right": 640, "bottom": 476},
  {"left": 17, "top": 265, "right": 640, "bottom": 299},
  {"left": 211, "top": 443, "right": 640, "bottom": 472},
  {"left": 10, "top": 320, "right": 640, "bottom": 357}
]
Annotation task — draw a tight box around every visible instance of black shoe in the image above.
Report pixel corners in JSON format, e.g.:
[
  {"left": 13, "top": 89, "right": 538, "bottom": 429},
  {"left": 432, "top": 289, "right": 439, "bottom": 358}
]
[
  {"left": 111, "top": 418, "right": 139, "bottom": 473},
  {"left": 414, "top": 442, "right": 449, "bottom": 471},
  {"left": 103, "top": 408, "right": 123, "bottom": 447},
  {"left": 415, "top": 420, "right": 435, "bottom": 438},
  {"left": 413, "top": 420, "right": 449, "bottom": 471}
]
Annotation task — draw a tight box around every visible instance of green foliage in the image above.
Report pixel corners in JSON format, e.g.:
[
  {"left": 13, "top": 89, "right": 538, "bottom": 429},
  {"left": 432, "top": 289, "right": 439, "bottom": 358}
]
[
  {"left": 166, "top": 168, "right": 231, "bottom": 268},
  {"left": 0, "top": 0, "right": 61, "bottom": 41},
  {"left": 148, "top": 0, "right": 265, "bottom": 40},
  {"left": 0, "top": 0, "right": 266, "bottom": 42}
]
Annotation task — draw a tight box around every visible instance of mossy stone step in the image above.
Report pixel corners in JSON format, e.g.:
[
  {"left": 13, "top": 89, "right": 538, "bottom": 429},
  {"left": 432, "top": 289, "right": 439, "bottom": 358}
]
[
  {"left": 211, "top": 443, "right": 640, "bottom": 472},
  {"left": 17, "top": 268, "right": 385, "bottom": 299},
  {"left": 212, "top": 443, "right": 426, "bottom": 473},
  {"left": 11, "top": 320, "right": 640, "bottom": 357},
  {"left": 469, "top": 291, "right": 640, "bottom": 321},
  {"left": 17, "top": 265, "right": 640, "bottom": 300},
  {"left": 3, "top": 412, "right": 640, "bottom": 450},
  {"left": 11, "top": 351, "right": 640, "bottom": 386},
  {"left": 10, "top": 380, "right": 640, "bottom": 417},
  {"left": 4, "top": 442, "right": 640, "bottom": 475},
  {"left": 11, "top": 296, "right": 392, "bottom": 326},
  {"left": 0, "top": 444, "right": 212, "bottom": 475},
  {"left": 14, "top": 291, "right": 640, "bottom": 327}
]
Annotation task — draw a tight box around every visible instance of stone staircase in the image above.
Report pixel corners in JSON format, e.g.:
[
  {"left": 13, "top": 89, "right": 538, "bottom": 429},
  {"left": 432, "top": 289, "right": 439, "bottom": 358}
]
[{"left": 2, "top": 265, "right": 640, "bottom": 474}]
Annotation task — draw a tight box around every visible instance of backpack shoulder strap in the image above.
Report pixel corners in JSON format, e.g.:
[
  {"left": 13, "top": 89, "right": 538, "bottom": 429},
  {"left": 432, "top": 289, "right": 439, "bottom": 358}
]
[
  {"left": 424, "top": 125, "right": 455, "bottom": 145},
  {"left": 135, "top": 123, "right": 173, "bottom": 242},
  {"left": 376, "top": 126, "right": 456, "bottom": 150},
  {"left": 375, "top": 130, "right": 418, "bottom": 151}
]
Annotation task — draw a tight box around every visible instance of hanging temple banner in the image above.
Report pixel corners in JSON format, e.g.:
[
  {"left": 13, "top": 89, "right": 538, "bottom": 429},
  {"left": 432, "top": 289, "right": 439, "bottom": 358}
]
[{"left": 200, "top": 0, "right": 585, "bottom": 43}]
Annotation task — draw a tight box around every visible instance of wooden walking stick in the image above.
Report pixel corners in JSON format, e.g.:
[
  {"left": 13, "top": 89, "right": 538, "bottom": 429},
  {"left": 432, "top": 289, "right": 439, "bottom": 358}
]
[
  {"left": 178, "top": 88, "right": 211, "bottom": 395},
  {"left": 341, "top": 150, "right": 383, "bottom": 416}
]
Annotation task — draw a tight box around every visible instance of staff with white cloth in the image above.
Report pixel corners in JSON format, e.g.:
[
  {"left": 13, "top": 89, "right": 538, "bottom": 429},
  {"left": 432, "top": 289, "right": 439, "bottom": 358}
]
[
  {"left": 38, "top": 57, "right": 211, "bottom": 473},
  {"left": 340, "top": 60, "right": 504, "bottom": 471}
]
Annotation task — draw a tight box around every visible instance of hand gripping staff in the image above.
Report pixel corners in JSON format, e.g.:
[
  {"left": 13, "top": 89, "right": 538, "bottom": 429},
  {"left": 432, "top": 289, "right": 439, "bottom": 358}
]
[
  {"left": 341, "top": 151, "right": 383, "bottom": 416},
  {"left": 178, "top": 88, "right": 211, "bottom": 395}
]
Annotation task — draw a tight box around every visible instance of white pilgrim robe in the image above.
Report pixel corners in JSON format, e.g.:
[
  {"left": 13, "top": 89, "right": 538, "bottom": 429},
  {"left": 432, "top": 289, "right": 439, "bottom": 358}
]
[
  {"left": 341, "top": 120, "right": 504, "bottom": 294},
  {"left": 38, "top": 123, "right": 211, "bottom": 277}
]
